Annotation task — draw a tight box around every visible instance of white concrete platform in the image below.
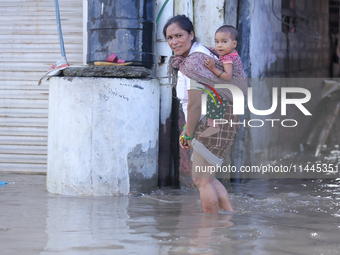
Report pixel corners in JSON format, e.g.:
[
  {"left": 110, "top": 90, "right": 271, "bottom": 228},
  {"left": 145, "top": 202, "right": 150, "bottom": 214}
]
[{"left": 47, "top": 77, "right": 159, "bottom": 196}]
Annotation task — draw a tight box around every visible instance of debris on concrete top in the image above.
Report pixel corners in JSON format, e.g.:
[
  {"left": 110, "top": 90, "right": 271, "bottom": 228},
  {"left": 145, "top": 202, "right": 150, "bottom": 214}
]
[{"left": 62, "top": 66, "right": 152, "bottom": 78}]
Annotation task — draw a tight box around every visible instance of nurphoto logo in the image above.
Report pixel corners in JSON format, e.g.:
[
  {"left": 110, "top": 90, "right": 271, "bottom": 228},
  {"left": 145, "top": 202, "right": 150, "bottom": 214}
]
[{"left": 199, "top": 83, "right": 312, "bottom": 128}]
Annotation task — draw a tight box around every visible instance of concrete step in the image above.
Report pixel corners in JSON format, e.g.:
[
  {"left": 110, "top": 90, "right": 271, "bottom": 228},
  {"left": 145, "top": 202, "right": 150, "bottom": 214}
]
[
  {"left": 0, "top": 162, "right": 46, "bottom": 174},
  {"left": 0, "top": 126, "right": 47, "bottom": 137},
  {"left": 0, "top": 113, "right": 47, "bottom": 118},
  {"left": 0, "top": 153, "right": 46, "bottom": 163},
  {"left": 0, "top": 99, "right": 48, "bottom": 109},
  {"left": 0, "top": 118, "right": 48, "bottom": 127},
  {"left": 0, "top": 140, "right": 47, "bottom": 146},
  {"left": 0, "top": 145, "right": 47, "bottom": 155}
]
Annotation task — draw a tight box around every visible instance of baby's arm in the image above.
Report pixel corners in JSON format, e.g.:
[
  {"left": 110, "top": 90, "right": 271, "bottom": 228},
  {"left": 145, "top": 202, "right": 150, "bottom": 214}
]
[
  {"left": 204, "top": 59, "right": 233, "bottom": 81},
  {"left": 221, "top": 63, "right": 233, "bottom": 81}
]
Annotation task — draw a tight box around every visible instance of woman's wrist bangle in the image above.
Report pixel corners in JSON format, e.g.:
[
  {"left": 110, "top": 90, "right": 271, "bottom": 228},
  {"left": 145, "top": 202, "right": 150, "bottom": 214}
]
[
  {"left": 182, "top": 124, "right": 187, "bottom": 130},
  {"left": 218, "top": 71, "right": 224, "bottom": 78},
  {"left": 184, "top": 131, "right": 195, "bottom": 140}
]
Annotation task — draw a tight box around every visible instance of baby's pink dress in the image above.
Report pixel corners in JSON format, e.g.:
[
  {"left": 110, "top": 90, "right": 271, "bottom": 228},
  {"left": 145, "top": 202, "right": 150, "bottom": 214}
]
[
  {"left": 218, "top": 50, "right": 246, "bottom": 79},
  {"left": 205, "top": 50, "right": 247, "bottom": 127}
]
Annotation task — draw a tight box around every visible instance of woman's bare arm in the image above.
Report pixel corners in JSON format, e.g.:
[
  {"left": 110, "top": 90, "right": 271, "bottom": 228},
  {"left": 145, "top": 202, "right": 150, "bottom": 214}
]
[{"left": 186, "top": 89, "right": 203, "bottom": 145}]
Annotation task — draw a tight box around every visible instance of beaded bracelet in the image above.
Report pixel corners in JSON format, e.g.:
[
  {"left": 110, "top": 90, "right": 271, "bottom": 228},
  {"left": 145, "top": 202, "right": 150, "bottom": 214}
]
[
  {"left": 184, "top": 131, "right": 195, "bottom": 140},
  {"left": 182, "top": 124, "right": 187, "bottom": 130}
]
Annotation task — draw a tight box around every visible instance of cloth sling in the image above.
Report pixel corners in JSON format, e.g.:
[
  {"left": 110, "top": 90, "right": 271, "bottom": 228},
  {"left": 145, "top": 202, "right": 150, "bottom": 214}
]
[{"left": 168, "top": 48, "right": 247, "bottom": 160}]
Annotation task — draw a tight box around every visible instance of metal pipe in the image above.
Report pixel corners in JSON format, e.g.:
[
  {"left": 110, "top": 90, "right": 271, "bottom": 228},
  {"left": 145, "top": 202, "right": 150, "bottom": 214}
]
[
  {"left": 55, "top": 0, "right": 66, "bottom": 58},
  {"left": 156, "top": 0, "right": 174, "bottom": 187},
  {"left": 230, "top": 0, "right": 251, "bottom": 183}
]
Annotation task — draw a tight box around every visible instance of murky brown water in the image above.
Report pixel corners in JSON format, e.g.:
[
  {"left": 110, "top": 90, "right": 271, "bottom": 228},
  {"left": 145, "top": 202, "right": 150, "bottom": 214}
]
[{"left": 1, "top": 151, "right": 340, "bottom": 255}]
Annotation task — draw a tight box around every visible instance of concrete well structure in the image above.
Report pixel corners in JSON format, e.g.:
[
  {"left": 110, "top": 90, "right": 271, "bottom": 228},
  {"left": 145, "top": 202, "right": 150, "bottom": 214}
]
[{"left": 47, "top": 76, "right": 159, "bottom": 196}]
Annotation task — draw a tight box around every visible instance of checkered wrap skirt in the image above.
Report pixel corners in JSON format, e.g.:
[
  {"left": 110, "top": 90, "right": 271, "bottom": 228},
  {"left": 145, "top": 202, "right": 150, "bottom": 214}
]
[{"left": 194, "top": 104, "right": 240, "bottom": 159}]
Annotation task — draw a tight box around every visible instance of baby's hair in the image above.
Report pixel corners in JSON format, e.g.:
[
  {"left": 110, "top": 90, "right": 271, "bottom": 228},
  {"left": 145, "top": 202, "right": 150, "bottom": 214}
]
[{"left": 216, "top": 25, "right": 238, "bottom": 41}]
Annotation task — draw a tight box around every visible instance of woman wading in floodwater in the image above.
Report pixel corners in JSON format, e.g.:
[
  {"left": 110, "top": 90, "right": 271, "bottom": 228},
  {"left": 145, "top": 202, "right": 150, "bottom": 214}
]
[{"left": 163, "top": 15, "right": 247, "bottom": 214}]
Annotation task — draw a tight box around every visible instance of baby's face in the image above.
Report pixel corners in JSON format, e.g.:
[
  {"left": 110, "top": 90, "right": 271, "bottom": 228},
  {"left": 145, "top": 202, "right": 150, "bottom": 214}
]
[{"left": 214, "top": 32, "right": 237, "bottom": 56}]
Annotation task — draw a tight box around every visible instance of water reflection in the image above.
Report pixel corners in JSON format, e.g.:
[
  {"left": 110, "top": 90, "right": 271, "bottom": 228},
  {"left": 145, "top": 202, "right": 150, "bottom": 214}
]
[
  {"left": 42, "top": 196, "right": 160, "bottom": 254},
  {"left": 41, "top": 191, "right": 235, "bottom": 255},
  {"left": 166, "top": 214, "right": 234, "bottom": 255},
  {"left": 0, "top": 175, "right": 48, "bottom": 255},
  {"left": 130, "top": 193, "right": 235, "bottom": 254},
  {"left": 1, "top": 173, "right": 340, "bottom": 254}
]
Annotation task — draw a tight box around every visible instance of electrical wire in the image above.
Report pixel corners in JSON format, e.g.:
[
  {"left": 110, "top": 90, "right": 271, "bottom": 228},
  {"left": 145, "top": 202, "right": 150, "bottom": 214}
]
[{"left": 272, "top": 0, "right": 321, "bottom": 40}]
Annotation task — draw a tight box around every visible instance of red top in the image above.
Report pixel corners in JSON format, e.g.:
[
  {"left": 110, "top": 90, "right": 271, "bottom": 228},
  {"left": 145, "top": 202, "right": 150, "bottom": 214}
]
[{"left": 218, "top": 50, "right": 239, "bottom": 65}]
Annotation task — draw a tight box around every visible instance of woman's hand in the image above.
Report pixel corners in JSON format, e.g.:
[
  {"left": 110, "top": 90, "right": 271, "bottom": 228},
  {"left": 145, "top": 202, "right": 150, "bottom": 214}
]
[
  {"left": 204, "top": 58, "right": 216, "bottom": 71},
  {"left": 179, "top": 129, "right": 190, "bottom": 149}
]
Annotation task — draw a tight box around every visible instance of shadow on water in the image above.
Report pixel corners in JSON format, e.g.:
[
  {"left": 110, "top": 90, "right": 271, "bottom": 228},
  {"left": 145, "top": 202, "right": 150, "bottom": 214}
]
[{"left": 1, "top": 148, "right": 340, "bottom": 255}]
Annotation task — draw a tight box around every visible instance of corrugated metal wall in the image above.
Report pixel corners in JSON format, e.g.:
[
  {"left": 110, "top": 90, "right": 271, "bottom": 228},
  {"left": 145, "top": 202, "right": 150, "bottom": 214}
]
[{"left": 0, "top": 0, "right": 83, "bottom": 174}]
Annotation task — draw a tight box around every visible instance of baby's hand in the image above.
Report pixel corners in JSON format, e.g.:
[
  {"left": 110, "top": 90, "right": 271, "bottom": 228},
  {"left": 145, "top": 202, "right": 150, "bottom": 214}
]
[{"left": 204, "top": 59, "right": 215, "bottom": 71}]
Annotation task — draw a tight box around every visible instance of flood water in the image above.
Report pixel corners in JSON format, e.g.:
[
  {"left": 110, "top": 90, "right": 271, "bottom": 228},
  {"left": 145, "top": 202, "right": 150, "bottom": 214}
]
[{"left": 1, "top": 152, "right": 340, "bottom": 254}]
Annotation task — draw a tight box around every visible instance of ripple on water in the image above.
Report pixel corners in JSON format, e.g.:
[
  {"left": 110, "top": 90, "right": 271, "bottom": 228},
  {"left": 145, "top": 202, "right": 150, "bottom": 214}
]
[{"left": 229, "top": 179, "right": 340, "bottom": 217}]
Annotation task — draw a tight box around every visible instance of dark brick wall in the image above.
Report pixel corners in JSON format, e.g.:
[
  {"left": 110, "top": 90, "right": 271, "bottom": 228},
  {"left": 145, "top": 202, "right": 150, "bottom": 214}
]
[
  {"left": 246, "top": 0, "right": 331, "bottom": 166},
  {"left": 270, "top": 0, "right": 329, "bottom": 77}
]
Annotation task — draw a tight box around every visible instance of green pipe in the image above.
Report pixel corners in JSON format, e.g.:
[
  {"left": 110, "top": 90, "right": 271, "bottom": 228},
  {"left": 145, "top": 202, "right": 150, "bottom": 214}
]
[{"left": 156, "top": 0, "right": 169, "bottom": 25}]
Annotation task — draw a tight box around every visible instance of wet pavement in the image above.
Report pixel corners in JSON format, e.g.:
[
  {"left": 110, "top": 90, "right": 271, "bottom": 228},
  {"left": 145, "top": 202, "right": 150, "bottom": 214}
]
[{"left": 1, "top": 150, "right": 340, "bottom": 255}]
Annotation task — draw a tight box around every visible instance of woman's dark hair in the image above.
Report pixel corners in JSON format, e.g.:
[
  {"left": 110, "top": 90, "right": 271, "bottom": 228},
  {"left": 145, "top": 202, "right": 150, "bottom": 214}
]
[{"left": 163, "top": 15, "right": 197, "bottom": 43}]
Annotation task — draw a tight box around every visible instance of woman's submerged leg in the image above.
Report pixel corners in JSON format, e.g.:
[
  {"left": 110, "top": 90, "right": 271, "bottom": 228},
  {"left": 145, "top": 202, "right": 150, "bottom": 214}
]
[
  {"left": 192, "top": 151, "right": 234, "bottom": 214},
  {"left": 212, "top": 178, "right": 235, "bottom": 212}
]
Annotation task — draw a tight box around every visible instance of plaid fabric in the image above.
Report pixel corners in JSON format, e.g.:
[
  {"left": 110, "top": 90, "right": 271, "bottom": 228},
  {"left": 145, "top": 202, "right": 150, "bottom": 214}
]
[{"left": 194, "top": 104, "right": 240, "bottom": 159}]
